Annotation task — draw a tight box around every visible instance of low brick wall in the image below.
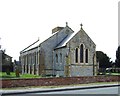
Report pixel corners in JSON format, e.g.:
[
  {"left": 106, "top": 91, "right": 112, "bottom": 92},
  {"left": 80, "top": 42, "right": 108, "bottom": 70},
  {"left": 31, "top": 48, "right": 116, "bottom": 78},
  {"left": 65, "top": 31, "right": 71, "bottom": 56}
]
[{"left": 1, "top": 75, "right": 119, "bottom": 88}]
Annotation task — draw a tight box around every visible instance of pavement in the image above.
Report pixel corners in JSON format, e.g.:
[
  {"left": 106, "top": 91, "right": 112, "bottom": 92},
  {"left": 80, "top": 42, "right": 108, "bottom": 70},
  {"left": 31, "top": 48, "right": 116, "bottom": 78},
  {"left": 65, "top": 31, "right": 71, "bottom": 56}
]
[{"left": 0, "top": 83, "right": 120, "bottom": 95}]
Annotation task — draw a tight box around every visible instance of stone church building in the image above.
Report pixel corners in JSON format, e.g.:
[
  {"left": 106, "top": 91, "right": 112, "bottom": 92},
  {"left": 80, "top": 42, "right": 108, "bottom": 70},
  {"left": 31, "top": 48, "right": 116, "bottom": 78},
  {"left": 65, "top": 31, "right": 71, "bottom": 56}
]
[{"left": 20, "top": 23, "right": 98, "bottom": 77}]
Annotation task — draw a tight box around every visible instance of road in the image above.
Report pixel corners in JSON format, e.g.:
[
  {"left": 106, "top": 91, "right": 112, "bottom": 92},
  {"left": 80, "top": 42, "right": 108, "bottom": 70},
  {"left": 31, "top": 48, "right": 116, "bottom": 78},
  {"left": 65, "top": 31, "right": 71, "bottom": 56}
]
[
  {"left": 2, "top": 86, "right": 119, "bottom": 96},
  {"left": 33, "top": 86, "right": 119, "bottom": 94},
  {"left": 5, "top": 86, "right": 118, "bottom": 96}
]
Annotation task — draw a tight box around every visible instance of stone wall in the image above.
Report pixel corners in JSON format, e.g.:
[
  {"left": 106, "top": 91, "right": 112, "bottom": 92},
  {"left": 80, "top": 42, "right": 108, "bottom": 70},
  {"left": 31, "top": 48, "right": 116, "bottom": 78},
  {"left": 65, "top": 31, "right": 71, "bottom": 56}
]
[
  {"left": 54, "top": 47, "right": 67, "bottom": 77},
  {"left": 1, "top": 76, "right": 119, "bottom": 88},
  {"left": 70, "top": 65, "right": 93, "bottom": 76}
]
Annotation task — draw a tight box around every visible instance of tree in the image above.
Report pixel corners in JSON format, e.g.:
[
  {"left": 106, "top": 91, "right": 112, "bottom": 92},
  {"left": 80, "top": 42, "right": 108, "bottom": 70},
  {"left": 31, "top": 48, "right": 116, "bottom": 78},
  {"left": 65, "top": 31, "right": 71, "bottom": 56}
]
[
  {"left": 96, "top": 51, "right": 112, "bottom": 69},
  {"left": 115, "top": 46, "right": 120, "bottom": 67}
]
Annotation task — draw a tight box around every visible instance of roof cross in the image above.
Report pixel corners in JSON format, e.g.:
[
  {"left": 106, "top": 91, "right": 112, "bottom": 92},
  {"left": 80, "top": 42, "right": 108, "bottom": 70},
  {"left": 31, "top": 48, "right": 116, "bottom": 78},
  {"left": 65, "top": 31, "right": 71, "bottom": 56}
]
[
  {"left": 80, "top": 23, "right": 83, "bottom": 29},
  {"left": 66, "top": 22, "right": 68, "bottom": 26}
]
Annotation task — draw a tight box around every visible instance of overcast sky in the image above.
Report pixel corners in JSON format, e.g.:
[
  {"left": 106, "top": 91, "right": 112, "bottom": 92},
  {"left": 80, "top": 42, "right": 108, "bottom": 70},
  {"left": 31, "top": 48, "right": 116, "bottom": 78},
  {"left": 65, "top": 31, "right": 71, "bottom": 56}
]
[{"left": 0, "top": 0, "right": 119, "bottom": 61}]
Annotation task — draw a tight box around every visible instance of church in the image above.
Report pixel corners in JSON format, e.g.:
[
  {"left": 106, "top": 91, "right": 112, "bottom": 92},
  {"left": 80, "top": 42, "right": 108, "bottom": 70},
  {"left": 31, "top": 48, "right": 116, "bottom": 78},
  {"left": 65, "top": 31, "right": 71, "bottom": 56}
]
[{"left": 20, "top": 23, "right": 98, "bottom": 77}]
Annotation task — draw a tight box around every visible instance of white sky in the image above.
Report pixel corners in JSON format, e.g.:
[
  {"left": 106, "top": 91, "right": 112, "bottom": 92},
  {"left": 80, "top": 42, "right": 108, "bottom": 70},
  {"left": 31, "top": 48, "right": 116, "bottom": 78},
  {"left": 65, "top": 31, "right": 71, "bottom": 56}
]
[{"left": 0, "top": 0, "right": 119, "bottom": 61}]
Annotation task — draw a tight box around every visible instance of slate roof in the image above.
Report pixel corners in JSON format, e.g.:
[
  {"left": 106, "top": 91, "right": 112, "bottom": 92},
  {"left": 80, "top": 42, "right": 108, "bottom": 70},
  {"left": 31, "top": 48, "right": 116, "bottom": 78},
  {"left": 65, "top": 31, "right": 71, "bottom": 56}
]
[
  {"left": 20, "top": 29, "right": 64, "bottom": 53},
  {"left": 55, "top": 32, "right": 77, "bottom": 49},
  {"left": 0, "top": 50, "right": 12, "bottom": 58},
  {"left": 55, "top": 27, "right": 96, "bottom": 49},
  {"left": 20, "top": 39, "right": 40, "bottom": 53},
  {"left": 20, "top": 25, "right": 76, "bottom": 53}
]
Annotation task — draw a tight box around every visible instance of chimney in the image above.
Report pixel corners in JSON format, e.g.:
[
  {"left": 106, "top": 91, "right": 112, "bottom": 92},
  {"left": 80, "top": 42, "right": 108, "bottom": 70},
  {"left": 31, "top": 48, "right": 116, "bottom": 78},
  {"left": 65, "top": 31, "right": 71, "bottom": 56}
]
[{"left": 52, "top": 26, "right": 64, "bottom": 34}]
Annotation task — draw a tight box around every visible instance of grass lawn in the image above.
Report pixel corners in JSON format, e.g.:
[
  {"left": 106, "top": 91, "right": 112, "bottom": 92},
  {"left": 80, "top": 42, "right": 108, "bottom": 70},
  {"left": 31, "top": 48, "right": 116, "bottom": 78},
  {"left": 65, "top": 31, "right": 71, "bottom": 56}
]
[
  {"left": 0, "top": 72, "right": 41, "bottom": 79},
  {"left": 1, "top": 72, "right": 120, "bottom": 79},
  {"left": 109, "top": 72, "right": 120, "bottom": 75},
  {"left": 105, "top": 72, "right": 120, "bottom": 75}
]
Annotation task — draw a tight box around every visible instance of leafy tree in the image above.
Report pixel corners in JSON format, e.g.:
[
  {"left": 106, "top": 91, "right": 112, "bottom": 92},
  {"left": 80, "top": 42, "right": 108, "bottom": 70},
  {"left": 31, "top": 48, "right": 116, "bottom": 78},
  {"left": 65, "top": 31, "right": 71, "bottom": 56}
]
[
  {"left": 96, "top": 51, "right": 111, "bottom": 69},
  {"left": 115, "top": 46, "right": 120, "bottom": 67},
  {"left": 2, "top": 50, "right": 11, "bottom": 75}
]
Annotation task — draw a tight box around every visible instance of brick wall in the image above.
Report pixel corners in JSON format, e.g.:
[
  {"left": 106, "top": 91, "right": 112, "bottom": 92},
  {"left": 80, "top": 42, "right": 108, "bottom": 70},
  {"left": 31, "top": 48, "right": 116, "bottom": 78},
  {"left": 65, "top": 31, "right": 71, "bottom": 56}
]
[{"left": 1, "top": 75, "right": 119, "bottom": 88}]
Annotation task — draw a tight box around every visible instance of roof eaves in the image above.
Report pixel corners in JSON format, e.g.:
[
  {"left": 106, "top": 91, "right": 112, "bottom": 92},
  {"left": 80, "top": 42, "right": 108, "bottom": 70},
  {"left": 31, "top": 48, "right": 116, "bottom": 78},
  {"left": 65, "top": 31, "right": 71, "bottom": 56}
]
[{"left": 54, "top": 45, "right": 67, "bottom": 50}]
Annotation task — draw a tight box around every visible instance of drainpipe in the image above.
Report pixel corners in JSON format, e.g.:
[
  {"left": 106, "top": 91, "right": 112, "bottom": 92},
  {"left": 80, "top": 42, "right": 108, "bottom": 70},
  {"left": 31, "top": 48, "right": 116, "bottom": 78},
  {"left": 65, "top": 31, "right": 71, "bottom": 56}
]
[
  {"left": 38, "top": 44, "right": 40, "bottom": 75},
  {"left": 52, "top": 51, "right": 55, "bottom": 77},
  {"left": 93, "top": 53, "right": 95, "bottom": 76}
]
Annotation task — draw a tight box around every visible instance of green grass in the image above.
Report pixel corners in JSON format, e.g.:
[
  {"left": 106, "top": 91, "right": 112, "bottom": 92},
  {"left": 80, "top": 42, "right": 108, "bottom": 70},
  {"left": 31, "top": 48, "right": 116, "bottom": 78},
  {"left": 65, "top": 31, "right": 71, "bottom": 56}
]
[
  {"left": 1, "top": 72, "right": 120, "bottom": 79},
  {"left": 0, "top": 72, "right": 41, "bottom": 79},
  {"left": 99, "top": 72, "right": 120, "bottom": 75},
  {"left": 109, "top": 72, "right": 120, "bottom": 75}
]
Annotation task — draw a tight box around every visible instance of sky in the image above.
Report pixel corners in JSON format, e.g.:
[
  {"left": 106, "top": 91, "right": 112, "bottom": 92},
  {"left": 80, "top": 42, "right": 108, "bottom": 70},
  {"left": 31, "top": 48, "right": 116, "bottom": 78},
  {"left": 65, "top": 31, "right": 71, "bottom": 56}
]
[{"left": 0, "top": 0, "right": 119, "bottom": 61}]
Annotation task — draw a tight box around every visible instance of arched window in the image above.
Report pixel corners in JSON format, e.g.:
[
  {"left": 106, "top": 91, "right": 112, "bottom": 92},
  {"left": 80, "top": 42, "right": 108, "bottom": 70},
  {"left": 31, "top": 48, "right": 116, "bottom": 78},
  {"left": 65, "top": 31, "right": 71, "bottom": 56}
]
[
  {"left": 80, "top": 44, "right": 84, "bottom": 63},
  {"left": 85, "top": 49, "right": 88, "bottom": 63},
  {"left": 60, "top": 53, "right": 62, "bottom": 63},
  {"left": 75, "top": 48, "right": 78, "bottom": 63},
  {"left": 56, "top": 54, "right": 58, "bottom": 63}
]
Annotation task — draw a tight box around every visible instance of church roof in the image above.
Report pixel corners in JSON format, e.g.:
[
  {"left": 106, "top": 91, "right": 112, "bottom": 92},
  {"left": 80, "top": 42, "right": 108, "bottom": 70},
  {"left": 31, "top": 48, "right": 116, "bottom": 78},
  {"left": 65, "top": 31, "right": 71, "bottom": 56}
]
[
  {"left": 20, "top": 39, "right": 40, "bottom": 53},
  {"left": 55, "top": 24, "right": 96, "bottom": 49},
  {"left": 20, "top": 27, "right": 66, "bottom": 53},
  {"left": 55, "top": 32, "right": 77, "bottom": 49},
  {"left": 20, "top": 23, "right": 95, "bottom": 53},
  {"left": 55, "top": 24, "right": 83, "bottom": 49},
  {"left": 20, "top": 23, "right": 74, "bottom": 53}
]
